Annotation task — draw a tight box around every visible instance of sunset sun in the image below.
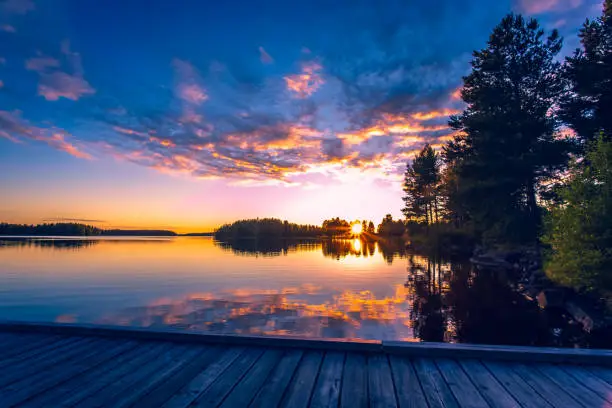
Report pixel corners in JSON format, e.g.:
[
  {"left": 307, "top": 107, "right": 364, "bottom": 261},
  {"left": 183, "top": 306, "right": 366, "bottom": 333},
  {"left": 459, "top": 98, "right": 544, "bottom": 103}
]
[{"left": 351, "top": 223, "right": 363, "bottom": 235}]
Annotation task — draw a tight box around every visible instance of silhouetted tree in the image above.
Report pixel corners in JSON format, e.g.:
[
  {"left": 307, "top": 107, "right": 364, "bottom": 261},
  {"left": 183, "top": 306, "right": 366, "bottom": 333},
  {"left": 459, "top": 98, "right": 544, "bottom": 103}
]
[
  {"left": 402, "top": 144, "right": 442, "bottom": 225},
  {"left": 215, "top": 218, "right": 321, "bottom": 239},
  {"left": 560, "top": 0, "right": 612, "bottom": 144},
  {"left": 367, "top": 221, "right": 375, "bottom": 234},
  {"left": 322, "top": 218, "right": 351, "bottom": 237},
  {"left": 445, "top": 14, "right": 571, "bottom": 245},
  {"left": 377, "top": 214, "right": 405, "bottom": 236}
]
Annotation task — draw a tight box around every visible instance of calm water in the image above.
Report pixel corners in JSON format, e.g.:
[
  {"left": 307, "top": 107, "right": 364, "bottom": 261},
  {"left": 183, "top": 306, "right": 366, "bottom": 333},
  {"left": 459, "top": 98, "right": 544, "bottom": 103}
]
[{"left": 0, "top": 236, "right": 596, "bottom": 347}]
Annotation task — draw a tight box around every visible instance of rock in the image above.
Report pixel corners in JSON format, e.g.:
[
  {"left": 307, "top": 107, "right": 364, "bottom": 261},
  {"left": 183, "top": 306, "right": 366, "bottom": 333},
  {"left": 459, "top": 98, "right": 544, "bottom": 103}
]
[{"left": 537, "top": 289, "right": 565, "bottom": 309}]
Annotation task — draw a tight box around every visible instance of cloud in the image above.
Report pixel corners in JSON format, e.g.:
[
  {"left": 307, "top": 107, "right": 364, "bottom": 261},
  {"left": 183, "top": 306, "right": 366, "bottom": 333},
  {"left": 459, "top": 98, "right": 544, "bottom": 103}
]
[
  {"left": 0, "top": 111, "right": 92, "bottom": 159},
  {"left": 38, "top": 72, "right": 95, "bottom": 101},
  {"left": 0, "top": 80, "right": 3, "bottom": 88},
  {"left": 0, "top": 57, "right": 6, "bottom": 65},
  {"left": 26, "top": 43, "right": 95, "bottom": 101},
  {"left": 173, "top": 59, "right": 208, "bottom": 104},
  {"left": 259, "top": 46, "right": 273, "bottom": 64},
  {"left": 284, "top": 61, "right": 324, "bottom": 98},
  {"left": 1, "top": 0, "right": 34, "bottom": 14},
  {"left": 1, "top": 24, "right": 15, "bottom": 32},
  {"left": 42, "top": 218, "right": 107, "bottom": 223},
  {"left": 25, "top": 56, "right": 60, "bottom": 72},
  {"left": 517, "top": 0, "right": 582, "bottom": 14}
]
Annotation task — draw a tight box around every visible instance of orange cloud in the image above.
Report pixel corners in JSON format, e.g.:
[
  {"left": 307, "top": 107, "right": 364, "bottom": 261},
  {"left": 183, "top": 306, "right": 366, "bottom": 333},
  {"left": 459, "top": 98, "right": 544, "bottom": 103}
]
[
  {"left": 451, "top": 87, "right": 462, "bottom": 100},
  {"left": 411, "top": 109, "right": 460, "bottom": 121},
  {"left": 46, "top": 133, "right": 93, "bottom": 160},
  {"left": 113, "top": 126, "right": 148, "bottom": 137},
  {"left": 284, "top": 61, "right": 324, "bottom": 98}
]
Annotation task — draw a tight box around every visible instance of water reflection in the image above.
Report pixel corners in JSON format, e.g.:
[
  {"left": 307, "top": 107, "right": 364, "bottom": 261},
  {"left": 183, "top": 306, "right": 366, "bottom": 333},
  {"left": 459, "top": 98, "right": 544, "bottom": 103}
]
[
  {"left": 404, "top": 255, "right": 596, "bottom": 347},
  {"left": 215, "top": 239, "right": 319, "bottom": 257},
  {"left": 0, "top": 236, "right": 603, "bottom": 347},
  {"left": 96, "top": 284, "right": 414, "bottom": 340},
  {"left": 217, "top": 237, "right": 406, "bottom": 264},
  {"left": 0, "top": 238, "right": 99, "bottom": 250}
]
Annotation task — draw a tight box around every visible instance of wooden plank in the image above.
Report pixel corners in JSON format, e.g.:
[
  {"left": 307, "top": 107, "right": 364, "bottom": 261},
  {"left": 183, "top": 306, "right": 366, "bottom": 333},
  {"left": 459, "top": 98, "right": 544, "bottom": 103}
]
[
  {"left": 220, "top": 349, "right": 284, "bottom": 407},
  {"left": 110, "top": 346, "right": 208, "bottom": 408},
  {"left": 0, "top": 321, "right": 382, "bottom": 353},
  {"left": 587, "top": 366, "right": 612, "bottom": 385},
  {"left": 340, "top": 353, "right": 367, "bottom": 408},
  {"left": 458, "top": 360, "right": 520, "bottom": 408},
  {"left": 132, "top": 346, "right": 222, "bottom": 408},
  {"left": 0, "top": 337, "right": 100, "bottom": 388},
  {"left": 561, "top": 365, "right": 612, "bottom": 403},
  {"left": 510, "top": 363, "right": 585, "bottom": 408},
  {"left": 77, "top": 343, "right": 193, "bottom": 406},
  {"left": 368, "top": 354, "right": 397, "bottom": 408},
  {"left": 383, "top": 340, "right": 612, "bottom": 366},
  {"left": 192, "top": 347, "right": 265, "bottom": 407},
  {"left": 536, "top": 363, "right": 608, "bottom": 407},
  {"left": 54, "top": 342, "right": 172, "bottom": 407},
  {"left": 250, "top": 350, "right": 304, "bottom": 408},
  {"left": 280, "top": 350, "right": 324, "bottom": 408},
  {"left": 309, "top": 352, "right": 345, "bottom": 408},
  {"left": 0, "top": 340, "right": 138, "bottom": 406},
  {"left": 0, "top": 335, "right": 83, "bottom": 370},
  {"left": 162, "top": 347, "right": 246, "bottom": 408},
  {"left": 435, "top": 359, "right": 488, "bottom": 408},
  {"left": 413, "top": 358, "right": 458, "bottom": 408},
  {"left": 19, "top": 342, "right": 157, "bottom": 407},
  {"left": 0, "top": 334, "right": 63, "bottom": 360},
  {"left": 388, "top": 356, "right": 427, "bottom": 408},
  {"left": 482, "top": 361, "right": 552, "bottom": 408}
]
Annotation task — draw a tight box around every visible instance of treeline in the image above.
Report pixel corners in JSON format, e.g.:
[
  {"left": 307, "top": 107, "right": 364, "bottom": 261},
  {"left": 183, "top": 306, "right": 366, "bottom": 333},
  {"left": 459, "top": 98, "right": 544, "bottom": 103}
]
[
  {"left": 402, "top": 2, "right": 612, "bottom": 294},
  {"left": 0, "top": 223, "right": 177, "bottom": 236},
  {"left": 214, "top": 218, "right": 322, "bottom": 239}
]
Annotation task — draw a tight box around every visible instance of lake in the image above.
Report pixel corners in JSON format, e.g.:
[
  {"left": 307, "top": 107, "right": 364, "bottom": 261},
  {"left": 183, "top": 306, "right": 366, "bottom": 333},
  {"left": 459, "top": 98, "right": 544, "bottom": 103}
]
[{"left": 0, "top": 236, "right": 598, "bottom": 347}]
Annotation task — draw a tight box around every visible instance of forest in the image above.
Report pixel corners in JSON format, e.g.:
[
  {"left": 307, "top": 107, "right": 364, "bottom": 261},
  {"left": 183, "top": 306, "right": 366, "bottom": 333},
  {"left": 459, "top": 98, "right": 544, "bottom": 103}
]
[{"left": 401, "top": 3, "right": 612, "bottom": 298}]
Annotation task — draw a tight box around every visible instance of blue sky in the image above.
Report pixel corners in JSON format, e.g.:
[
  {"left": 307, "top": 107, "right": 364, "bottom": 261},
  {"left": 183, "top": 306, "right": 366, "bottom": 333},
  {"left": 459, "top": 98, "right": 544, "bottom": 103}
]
[{"left": 0, "top": 0, "right": 605, "bottom": 231}]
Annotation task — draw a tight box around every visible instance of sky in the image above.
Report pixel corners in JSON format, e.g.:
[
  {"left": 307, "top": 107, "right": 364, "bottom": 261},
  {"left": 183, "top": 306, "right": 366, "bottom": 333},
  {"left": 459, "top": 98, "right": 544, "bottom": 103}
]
[{"left": 0, "top": 0, "right": 605, "bottom": 232}]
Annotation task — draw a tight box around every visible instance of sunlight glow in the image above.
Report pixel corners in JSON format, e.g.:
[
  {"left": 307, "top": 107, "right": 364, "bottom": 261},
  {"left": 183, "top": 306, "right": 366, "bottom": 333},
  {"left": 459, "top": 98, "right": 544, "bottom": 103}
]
[{"left": 351, "top": 223, "right": 363, "bottom": 235}]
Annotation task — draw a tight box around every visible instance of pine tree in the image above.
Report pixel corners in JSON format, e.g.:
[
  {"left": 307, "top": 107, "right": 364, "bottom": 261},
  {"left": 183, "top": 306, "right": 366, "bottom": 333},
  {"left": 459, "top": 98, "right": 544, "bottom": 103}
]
[
  {"left": 402, "top": 144, "right": 442, "bottom": 225},
  {"left": 445, "top": 14, "right": 571, "bottom": 245},
  {"left": 560, "top": 0, "right": 612, "bottom": 144}
]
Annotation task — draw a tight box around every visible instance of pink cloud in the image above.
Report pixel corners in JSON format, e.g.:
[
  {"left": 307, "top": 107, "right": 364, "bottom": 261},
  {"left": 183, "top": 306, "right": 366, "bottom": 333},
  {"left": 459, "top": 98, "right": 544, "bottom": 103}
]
[
  {"left": 1, "top": 0, "right": 35, "bottom": 14},
  {"left": 173, "top": 59, "right": 208, "bottom": 105},
  {"left": 46, "top": 133, "right": 93, "bottom": 160},
  {"left": 259, "top": 46, "right": 274, "bottom": 64},
  {"left": 1, "top": 25, "right": 15, "bottom": 33},
  {"left": 284, "top": 61, "right": 324, "bottom": 98},
  {"left": 0, "top": 110, "right": 92, "bottom": 159},
  {"left": 517, "top": 0, "right": 582, "bottom": 14},
  {"left": 177, "top": 83, "right": 207, "bottom": 104},
  {"left": 38, "top": 72, "right": 95, "bottom": 101},
  {"left": 25, "top": 57, "right": 60, "bottom": 72},
  {"left": 0, "top": 80, "right": 3, "bottom": 88},
  {"left": 26, "top": 43, "right": 95, "bottom": 101}
]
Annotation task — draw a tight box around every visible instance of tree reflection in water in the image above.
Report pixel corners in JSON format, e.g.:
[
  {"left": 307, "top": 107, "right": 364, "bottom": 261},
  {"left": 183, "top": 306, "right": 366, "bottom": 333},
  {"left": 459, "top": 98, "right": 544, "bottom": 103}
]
[
  {"left": 404, "top": 254, "right": 595, "bottom": 347},
  {"left": 0, "top": 238, "right": 98, "bottom": 251}
]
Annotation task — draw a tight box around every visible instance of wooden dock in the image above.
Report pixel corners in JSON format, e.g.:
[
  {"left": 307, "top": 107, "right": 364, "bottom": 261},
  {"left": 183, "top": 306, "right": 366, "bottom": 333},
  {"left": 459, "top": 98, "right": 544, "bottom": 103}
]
[{"left": 0, "top": 322, "right": 611, "bottom": 407}]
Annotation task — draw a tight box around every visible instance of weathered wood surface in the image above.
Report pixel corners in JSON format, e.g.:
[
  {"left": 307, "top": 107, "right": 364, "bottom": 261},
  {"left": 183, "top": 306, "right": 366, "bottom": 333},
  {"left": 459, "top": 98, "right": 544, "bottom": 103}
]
[{"left": 0, "top": 326, "right": 611, "bottom": 407}]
